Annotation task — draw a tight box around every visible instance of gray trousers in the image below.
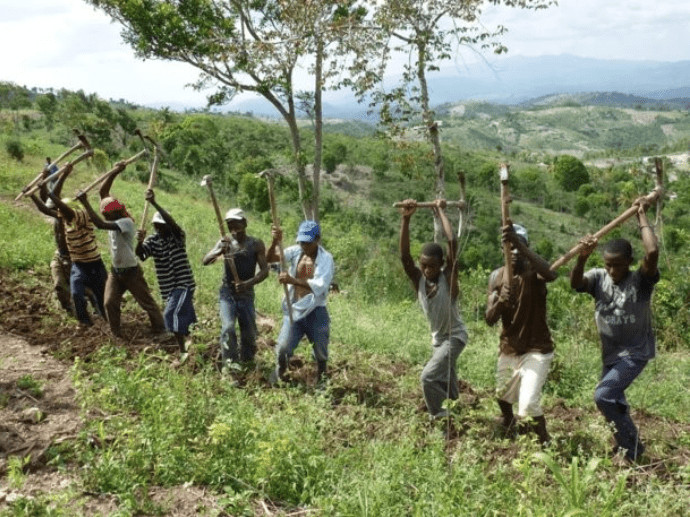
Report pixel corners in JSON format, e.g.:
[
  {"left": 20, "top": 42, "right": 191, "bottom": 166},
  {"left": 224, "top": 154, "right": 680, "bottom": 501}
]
[{"left": 421, "top": 337, "right": 466, "bottom": 417}]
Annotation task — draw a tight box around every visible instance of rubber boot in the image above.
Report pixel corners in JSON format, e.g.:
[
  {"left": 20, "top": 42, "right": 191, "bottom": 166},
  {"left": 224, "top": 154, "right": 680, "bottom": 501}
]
[
  {"left": 497, "top": 399, "right": 516, "bottom": 436},
  {"left": 531, "top": 415, "right": 550, "bottom": 445},
  {"left": 270, "top": 354, "right": 288, "bottom": 387},
  {"left": 316, "top": 360, "right": 328, "bottom": 389}
]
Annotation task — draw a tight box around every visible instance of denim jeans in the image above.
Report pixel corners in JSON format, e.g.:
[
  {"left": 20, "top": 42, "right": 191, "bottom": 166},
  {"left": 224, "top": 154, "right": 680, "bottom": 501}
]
[
  {"left": 594, "top": 356, "right": 648, "bottom": 461},
  {"left": 70, "top": 260, "right": 107, "bottom": 325},
  {"left": 275, "top": 306, "right": 330, "bottom": 365},
  {"left": 219, "top": 286, "right": 257, "bottom": 363}
]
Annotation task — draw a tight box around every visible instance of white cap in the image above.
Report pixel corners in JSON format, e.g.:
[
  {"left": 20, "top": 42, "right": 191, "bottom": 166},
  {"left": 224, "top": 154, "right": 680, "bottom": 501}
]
[
  {"left": 152, "top": 212, "right": 166, "bottom": 225},
  {"left": 513, "top": 224, "right": 529, "bottom": 244},
  {"left": 224, "top": 208, "right": 246, "bottom": 221}
]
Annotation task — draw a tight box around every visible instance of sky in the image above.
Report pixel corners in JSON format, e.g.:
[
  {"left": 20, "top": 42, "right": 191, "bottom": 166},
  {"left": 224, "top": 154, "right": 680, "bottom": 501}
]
[{"left": 2, "top": 0, "right": 690, "bottom": 109}]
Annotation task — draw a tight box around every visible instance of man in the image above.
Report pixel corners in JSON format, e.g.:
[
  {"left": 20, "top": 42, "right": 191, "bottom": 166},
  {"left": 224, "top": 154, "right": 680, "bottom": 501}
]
[
  {"left": 78, "top": 166, "right": 165, "bottom": 337},
  {"left": 136, "top": 189, "right": 197, "bottom": 358},
  {"left": 267, "top": 220, "right": 334, "bottom": 386},
  {"left": 485, "top": 224, "right": 557, "bottom": 444},
  {"left": 29, "top": 163, "right": 75, "bottom": 316},
  {"left": 399, "top": 200, "right": 468, "bottom": 421},
  {"left": 32, "top": 165, "right": 107, "bottom": 327},
  {"left": 203, "top": 208, "right": 268, "bottom": 372},
  {"left": 570, "top": 197, "right": 659, "bottom": 462}
]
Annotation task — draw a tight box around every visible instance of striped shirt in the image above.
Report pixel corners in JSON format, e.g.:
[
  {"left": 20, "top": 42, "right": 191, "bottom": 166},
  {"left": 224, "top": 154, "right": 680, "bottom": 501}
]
[
  {"left": 139, "top": 230, "right": 195, "bottom": 300},
  {"left": 62, "top": 208, "right": 101, "bottom": 263}
]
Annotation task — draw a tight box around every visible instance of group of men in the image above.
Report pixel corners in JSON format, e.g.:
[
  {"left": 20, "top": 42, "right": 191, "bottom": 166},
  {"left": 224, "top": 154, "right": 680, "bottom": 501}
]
[
  {"left": 399, "top": 196, "right": 658, "bottom": 463},
  {"left": 30, "top": 159, "right": 333, "bottom": 384},
  {"left": 29, "top": 157, "right": 659, "bottom": 463}
]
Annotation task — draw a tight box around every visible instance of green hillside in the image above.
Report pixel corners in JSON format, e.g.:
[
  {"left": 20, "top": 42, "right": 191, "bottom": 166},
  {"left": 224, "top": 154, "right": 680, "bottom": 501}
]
[
  {"left": 0, "top": 83, "right": 688, "bottom": 515},
  {"left": 437, "top": 98, "right": 690, "bottom": 158}
]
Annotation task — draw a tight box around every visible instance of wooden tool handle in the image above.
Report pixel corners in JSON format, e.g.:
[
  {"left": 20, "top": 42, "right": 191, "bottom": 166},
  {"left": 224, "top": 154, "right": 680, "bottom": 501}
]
[
  {"left": 499, "top": 164, "right": 513, "bottom": 282},
  {"left": 550, "top": 188, "right": 663, "bottom": 271},
  {"left": 392, "top": 200, "right": 465, "bottom": 208}
]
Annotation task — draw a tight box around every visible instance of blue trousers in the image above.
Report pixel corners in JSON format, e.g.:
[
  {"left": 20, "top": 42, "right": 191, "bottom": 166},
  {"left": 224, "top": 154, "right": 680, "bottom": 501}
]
[
  {"left": 219, "top": 287, "right": 256, "bottom": 363},
  {"left": 276, "top": 306, "right": 330, "bottom": 365},
  {"left": 594, "top": 356, "right": 648, "bottom": 461},
  {"left": 70, "top": 260, "right": 107, "bottom": 325}
]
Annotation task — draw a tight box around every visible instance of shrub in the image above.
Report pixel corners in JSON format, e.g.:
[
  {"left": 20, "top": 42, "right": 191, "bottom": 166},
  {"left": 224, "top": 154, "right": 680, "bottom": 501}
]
[
  {"left": 553, "top": 155, "right": 589, "bottom": 192},
  {"left": 5, "top": 139, "right": 24, "bottom": 161}
]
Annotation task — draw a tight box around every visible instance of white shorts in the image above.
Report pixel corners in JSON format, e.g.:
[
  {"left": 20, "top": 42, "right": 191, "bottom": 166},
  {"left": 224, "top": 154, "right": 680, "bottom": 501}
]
[{"left": 496, "top": 351, "right": 554, "bottom": 418}]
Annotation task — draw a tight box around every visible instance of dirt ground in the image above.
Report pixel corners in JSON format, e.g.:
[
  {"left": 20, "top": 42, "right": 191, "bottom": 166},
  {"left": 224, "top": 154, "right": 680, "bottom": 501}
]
[
  {"left": 0, "top": 269, "right": 228, "bottom": 515},
  {"left": 1, "top": 268, "right": 688, "bottom": 513}
]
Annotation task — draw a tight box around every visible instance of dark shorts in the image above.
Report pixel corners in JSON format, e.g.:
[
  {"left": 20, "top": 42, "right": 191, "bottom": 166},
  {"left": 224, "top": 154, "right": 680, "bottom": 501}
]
[{"left": 164, "top": 287, "right": 197, "bottom": 335}]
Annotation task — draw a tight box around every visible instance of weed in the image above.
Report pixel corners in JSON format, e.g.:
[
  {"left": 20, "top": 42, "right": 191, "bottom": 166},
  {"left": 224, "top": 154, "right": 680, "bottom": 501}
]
[{"left": 16, "top": 373, "right": 44, "bottom": 398}]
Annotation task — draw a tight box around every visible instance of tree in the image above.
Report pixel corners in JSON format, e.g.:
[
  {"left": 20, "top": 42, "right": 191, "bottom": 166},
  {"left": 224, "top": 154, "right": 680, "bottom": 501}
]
[
  {"left": 86, "top": 0, "right": 371, "bottom": 220},
  {"left": 372, "top": 0, "right": 554, "bottom": 241},
  {"left": 552, "top": 154, "right": 590, "bottom": 192}
]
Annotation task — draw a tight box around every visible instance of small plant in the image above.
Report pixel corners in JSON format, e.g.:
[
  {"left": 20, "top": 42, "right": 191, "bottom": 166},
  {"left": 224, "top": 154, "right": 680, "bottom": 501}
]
[
  {"left": 5, "top": 139, "right": 25, "bottom": 161},
  {"left": 17, "top": 374, "right": 44, "bottom": 398},
  {"left": 7, "top": 455, "right": 31, "bottom": 489}
]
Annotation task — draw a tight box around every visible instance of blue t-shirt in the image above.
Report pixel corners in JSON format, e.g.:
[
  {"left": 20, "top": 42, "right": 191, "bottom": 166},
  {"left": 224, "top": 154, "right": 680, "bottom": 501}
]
[{"left": 579, "top": 268, "right": 659, "bottom": 365}]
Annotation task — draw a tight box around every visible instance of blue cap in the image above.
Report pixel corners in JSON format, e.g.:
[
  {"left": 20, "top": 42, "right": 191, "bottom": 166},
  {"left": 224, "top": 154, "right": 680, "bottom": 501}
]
[{"left": 296, "top": 220, "right": 320, "bottom": 242}]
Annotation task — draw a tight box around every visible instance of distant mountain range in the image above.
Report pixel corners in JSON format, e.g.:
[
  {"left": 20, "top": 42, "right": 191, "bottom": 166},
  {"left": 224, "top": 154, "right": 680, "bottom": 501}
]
[{"left": 212, "top": 54, "right": 690, "bottom": 118}]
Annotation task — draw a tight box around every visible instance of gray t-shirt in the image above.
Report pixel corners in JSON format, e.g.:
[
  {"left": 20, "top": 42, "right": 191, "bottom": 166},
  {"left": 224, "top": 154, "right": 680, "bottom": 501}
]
[
  {"left": 579, "top": 268, "right": 659, "bottom": 365},
  {"left": 108, "top": 217, "right": 138, "bottom": 269},
  {"left": 417, "top": 274, "right": 468, "bottom": 347}
]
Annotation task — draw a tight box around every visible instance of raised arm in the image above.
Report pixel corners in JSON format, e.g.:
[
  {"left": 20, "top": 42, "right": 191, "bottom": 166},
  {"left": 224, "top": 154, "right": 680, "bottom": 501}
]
[
  {"left": 399, "top": 199, "right": 421, "bottom": 290},
  {"left": 45, "top": 184, "right": 75, "bottom": 222},
  {"left": 634, "top": 197, "right": 658, "bottom": 278},
  {"left": 433, "top": 200, "right": 460, "bottom": 300},
  {"left": 77, "top": 192, "right": 120, "bottom": 231},
  {"left": 570, "top": 235, "right": 598, "bottom": 291},
  {"left": 29, "top": 191, "right": 58, "bottom": 219},
  {"left": 504, "top": 226, "right": 557, "bottom": 282},
  {"left": 146, "top": 189, "right": 182, "bottom": 236},
  {"left": 98, "top": 161, "right": 127, "bottom": 199}
]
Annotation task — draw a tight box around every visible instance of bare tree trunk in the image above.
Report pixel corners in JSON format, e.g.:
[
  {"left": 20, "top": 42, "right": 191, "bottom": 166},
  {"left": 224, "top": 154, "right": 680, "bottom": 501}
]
[
  {"left": 312, "top": 38, "right": 324, "bottom": 222},
  {"left": 285, "top": 97, "right": 313, "bottom": 220},
  {"left": 417, "top": 40, "right": 445, "bottom": 242}
]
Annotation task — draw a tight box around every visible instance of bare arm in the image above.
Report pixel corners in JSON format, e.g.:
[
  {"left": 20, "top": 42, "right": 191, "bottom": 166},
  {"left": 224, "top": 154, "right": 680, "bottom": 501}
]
[
  {"left": 570, "top": 235, "right": 597, "bottom": 290},
  {"left": 98, "top": 162, "right": 126, "bottom": 199},
  {"left": 265, "top": 226, "right": 282, "bottom": 263},
  {"left": 433, "top": 201, "right": 460, "bottom": 300},
  {"left": 29, "top": 191, "right": 58, "bottom": 219},
  {"left": 504, "top": 226, "right": 557, "bottom": 283},
  {"left": 635, "top": 197, "right": 658, "bottom": 278},
  {"left": 485, "top": 269, "right": 510, "bottom": 326},
  {"left": 237, "top": 240, "right": 269, "bottom": 291},
  {"left": 202, "top": 239, "right": 226, "bottom": 265},
  {"left": 146, "top": 189, "right": 183, "bottom": 236},
  {"left": 399, "top": 200, "right": 421, "bottom": 291},
  {"left": 45, "top": 185, "right": 75, "bottom": 222},
  {"left": 77, "top": 192, "right": 120, "bottom": 231}
]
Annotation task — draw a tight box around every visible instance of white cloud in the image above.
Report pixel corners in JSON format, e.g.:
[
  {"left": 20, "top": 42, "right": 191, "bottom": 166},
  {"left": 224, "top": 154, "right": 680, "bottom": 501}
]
[{"left": 1, "top": 0, "right": 689, "bottom": 107}]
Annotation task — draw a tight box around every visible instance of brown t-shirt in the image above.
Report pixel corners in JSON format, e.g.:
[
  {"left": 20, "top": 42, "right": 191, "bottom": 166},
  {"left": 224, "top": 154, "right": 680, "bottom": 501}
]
[{"left": 489, "top": 266, "right": 554, "bottom": 355}]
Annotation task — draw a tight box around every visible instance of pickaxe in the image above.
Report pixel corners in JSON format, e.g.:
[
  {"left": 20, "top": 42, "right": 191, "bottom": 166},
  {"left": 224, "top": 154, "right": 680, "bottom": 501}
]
[
  {"left": 135, "top": 130, "right": 161, "bottom": 232},
  {"left": 550, "top": 161, "right": 664, "bottom": 271},
  {"left": 15, "top": 129, "right": 89, "bottom": 201},
  {"left": 499, "top": 163, "right": 514, "bottom": 283},
  {"left": 258, "top": 169, "right": 293, "bottom": 324},
  {"left": 200, "top": 175, "right": 241, "bottom": 288},
  {"left": 68, "top": 146, "right": 149, "bottom": 202},
  {"left": 20, "top": 131, "right": 94, "bottom": 199}
]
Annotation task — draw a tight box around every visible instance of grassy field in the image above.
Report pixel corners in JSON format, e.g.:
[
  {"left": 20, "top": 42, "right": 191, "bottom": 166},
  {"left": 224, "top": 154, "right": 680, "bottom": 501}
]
[{"left": 1, "top": 141, "right": 688, "bottom": 516}]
